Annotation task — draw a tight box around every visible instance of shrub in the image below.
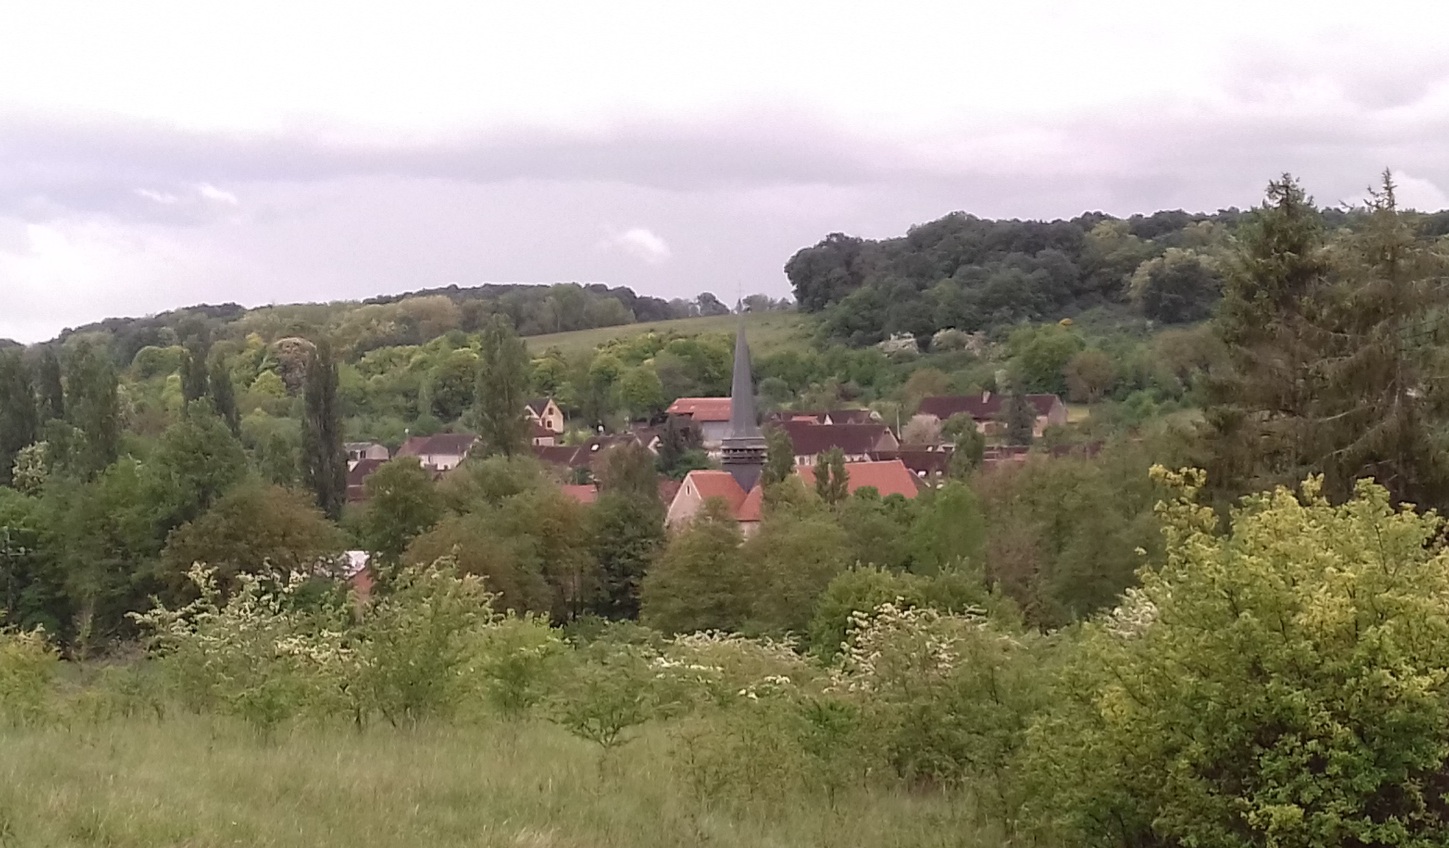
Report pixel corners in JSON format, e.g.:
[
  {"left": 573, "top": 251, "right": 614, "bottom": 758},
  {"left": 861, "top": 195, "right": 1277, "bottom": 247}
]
[{"left": 0, "top": 624, "right": 58, "bottom": 727}]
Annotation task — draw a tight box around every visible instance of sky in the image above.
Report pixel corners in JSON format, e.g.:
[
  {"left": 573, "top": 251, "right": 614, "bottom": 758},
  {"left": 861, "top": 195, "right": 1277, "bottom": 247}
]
[{"left": 4, "top": 1, "right": 1449, "bottom": 343}]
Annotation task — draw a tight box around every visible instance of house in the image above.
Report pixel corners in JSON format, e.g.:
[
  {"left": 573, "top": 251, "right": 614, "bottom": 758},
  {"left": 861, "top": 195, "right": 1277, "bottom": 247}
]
[
  {"left": 915, "top": 392, "right": 1068, "bottom": 438},
  {"left": 395, "top": 433, "right": 477, "bottom": 471},
  {"left": 560, "top": 478, "right": 681, "bottom": 507},
  {"left": 524, "top": 398, "right": 565, "bottom": 434},
  {"left": 870, "top": 448, "right": 953, "bottom": 484},
  {"left": 665, "top": 397, "right": 733, "bottom": 450},
  {"left": 764, "top": 408, "right": 881, "bottom": 427},
  {"left": 531, "top": 421, "right": 559, "bottom": 447},
  {"left": 344, "top": 441, "right": 390, "bottom": 468},
  {"left": 346, "top": 457, "right": 387, "bottom": 503},
  {"left": 666, "top": 459, "right": 922, "bottom": 535},
  {"left": 777, "top": 421, "right": 900, "bottom": 466}
]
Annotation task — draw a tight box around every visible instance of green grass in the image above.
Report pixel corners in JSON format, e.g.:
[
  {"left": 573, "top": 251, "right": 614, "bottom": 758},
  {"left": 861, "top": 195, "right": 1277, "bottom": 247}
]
[
  {"left": 0, "top": 716, "right": 993, "bottom": 848},
  {"left": 524, "top": 312, "right": 809, "bottom": 359}
]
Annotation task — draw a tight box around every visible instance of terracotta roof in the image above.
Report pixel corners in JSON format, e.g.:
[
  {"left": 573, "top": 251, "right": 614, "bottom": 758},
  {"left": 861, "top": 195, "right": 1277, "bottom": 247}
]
[
  {"left": 917, "top": 393, "right": 1062, "bottom": 421},
  {"left": 561, "top": 484, "right": 598, "bottom": 505},
  {"left": 737, "top": 484, "right": 764, "bottom": 522},
  {"left": 684, "top": 470, "right": 749, "bottom": 513},
  {"left": 667, "top": 397, "right": 732, "bottom": 422},
  {"left": 793, "top": 460, "right": 921, "bottom": 499},
  {"left": 396, "top": 433, "right": 478, "bottom": 457},
  {"left": 779, "top": 421, "right": 896, "bottom": 456}
]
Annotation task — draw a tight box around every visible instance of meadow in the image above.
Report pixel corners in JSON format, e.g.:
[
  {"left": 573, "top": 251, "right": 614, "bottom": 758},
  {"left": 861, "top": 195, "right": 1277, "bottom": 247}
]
[
  {"left": 0, "top": 717, "right": 986, "bottom": 848},
  {"left": 523, "top": 311, "right": 808, "bottom": 359}
]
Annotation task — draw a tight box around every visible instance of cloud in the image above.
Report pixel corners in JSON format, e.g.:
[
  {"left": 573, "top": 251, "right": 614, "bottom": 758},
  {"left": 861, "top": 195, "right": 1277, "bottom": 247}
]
[
  {"left": 197, "top": 182, "right": 239, "bottom": 205},
  {"left": 601, "top": 227, "right": 672, "bottom": 265},
  {"left": 1390, "top": 171, "right": 1449, "bottom": 211}
]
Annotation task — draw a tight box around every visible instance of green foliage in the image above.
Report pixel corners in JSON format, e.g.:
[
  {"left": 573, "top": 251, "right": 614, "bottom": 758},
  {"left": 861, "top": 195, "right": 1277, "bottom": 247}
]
[
  {"left": 742, "top": 509, "right": 850, "bottom": 635},
  {"left": 1007, "top": 324, "right": 1083, "bottom": 395},
  {"left": 588, "top": 491, "right": 664, "bottom": 620},
  {"left": 474, "top": 315, "right": 532, "bottom": 457},
  {"left": 1129, "top": 247, "right": 1223, "bottom": 323},
  {"left": 762, "top": 425, "right": 796, "bottom": 488},
  {"left": 592, "top": 442, "right": 658, "bottom": 500},
  {"left": 1025, "top": 470, "right": 1449, "bottom": 848},
  {"left": 813, "top": 448, "right": 849, "bottom": 506},
  {"left": 547, "top": 636, "right": 673, "bottom": 752},
  {"left": 910, "top": 482, "right": 986, "bottom": 573},
  {"left": 475, "top": 614, "right": 565, "bottom": 721},
  {"left": 0, "top": 624, "right": 58, "bottom": 727},
  {"left": 358, "top": 458, "right": 443, "bottom": 565},
  {"left": 62, "top": 341, "right": 121, "bottom": 479},
  {"left": 1001, "top": 392, "right": 1035, "bottom": 447},
  {"left": 301, "top": 340, "right": 347, "bottom": 520},
  {"left": 0, "top": 350, "right": 37, "bottom": 488},
  {"left": 640, "top": 499, "right": 749, "bottom": 634}
]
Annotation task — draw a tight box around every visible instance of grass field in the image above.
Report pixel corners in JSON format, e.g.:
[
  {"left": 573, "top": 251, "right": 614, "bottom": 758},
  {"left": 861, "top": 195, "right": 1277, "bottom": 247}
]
[
  {"left": 0, "top": 717, "right": 991, "bottom": 848},
  {"left": 524, "top": 312, "right": 809, "bottom": 359}
]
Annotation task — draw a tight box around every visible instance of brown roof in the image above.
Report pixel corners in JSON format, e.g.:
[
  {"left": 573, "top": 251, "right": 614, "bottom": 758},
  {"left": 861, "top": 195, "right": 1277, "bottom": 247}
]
[
  {"left": 525, "top": 397, "right": 554, "bottom": 415},
  {"left": 917, "top": 393, "right": 1062, "bottom": 421},
  {"left": 793, "top": 460, "right": 921, "bottom": 499},
  {"left": 827, "top": 408, "right": 878, "bottom": 424},
  {"left": 347, "top": 457, "right": 386, "bottom": 488},
  {"left": 871, "top": 449, "right": 952, "bottom": 477},
  {"left": 396, "top": 433, "right": 478, "bottom": 458},
  {"left": 779, "top": 421, "right": 896, "bottom": 456},
  {"left": 533, "top": 444, "right": 588, "bottom": 469},
  {"left": 667, "top": 397, "right": 732, "bottom": 422},
  {"left": 530, "top": 420, "right": 555, "bottom": 438}
]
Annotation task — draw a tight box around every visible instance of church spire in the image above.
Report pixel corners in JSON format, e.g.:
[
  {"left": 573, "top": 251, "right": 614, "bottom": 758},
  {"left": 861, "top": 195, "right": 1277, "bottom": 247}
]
[{"left": 722, "top": 316, "right": 766, "bottom": 490}]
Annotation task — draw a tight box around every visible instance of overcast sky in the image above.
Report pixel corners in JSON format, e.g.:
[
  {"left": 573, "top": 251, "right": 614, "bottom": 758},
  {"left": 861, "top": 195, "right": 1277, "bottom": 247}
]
[{"left": 4, "top": 1, "right": 1449, "bottom": 343}]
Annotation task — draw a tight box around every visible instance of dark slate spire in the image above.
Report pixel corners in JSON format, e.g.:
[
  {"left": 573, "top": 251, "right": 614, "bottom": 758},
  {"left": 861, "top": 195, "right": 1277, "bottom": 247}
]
[{"left": 722, "top": 317, "right": 766, "bottom": 491}]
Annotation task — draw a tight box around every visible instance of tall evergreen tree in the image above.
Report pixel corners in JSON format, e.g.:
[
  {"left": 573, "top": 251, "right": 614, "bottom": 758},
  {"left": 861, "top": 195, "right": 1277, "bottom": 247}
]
[
  {"left": 180, "top": 340, "right": 210, "bottom": 404},
  {"left": 36, "top": 347, "right": 64, "bottom": 424},
  {"left": 0, "top": 351, "right": 38, "bottom": 487},
  {"left": 813, "top": 447, "right": 849, "bottom": 505},
  {"left": 1312, "top": 172, "right": 1449, "bottom": 508},
  {"left": 301, "top": 340, "right": 346, "bottom": 521},
  {"left": 208, "top": 354, "right": 240, "bottom": 436},
  {"left": 474, "top": 315, "right": 531, "bottom": 458},
  {"left": 63, "top": 341, "right": 121, "bottom": 479}
]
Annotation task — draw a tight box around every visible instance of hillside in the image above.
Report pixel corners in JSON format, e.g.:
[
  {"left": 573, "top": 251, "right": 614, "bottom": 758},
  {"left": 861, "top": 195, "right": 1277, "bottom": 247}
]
[{"left": 525, "top": 311, "right": 807, "bottom": 359}]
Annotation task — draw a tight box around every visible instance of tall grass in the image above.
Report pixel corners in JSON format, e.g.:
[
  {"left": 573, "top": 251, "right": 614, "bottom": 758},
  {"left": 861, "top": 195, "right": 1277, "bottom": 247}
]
[{"left": 0, "top": 716, "right": 995, "bottom": 847}]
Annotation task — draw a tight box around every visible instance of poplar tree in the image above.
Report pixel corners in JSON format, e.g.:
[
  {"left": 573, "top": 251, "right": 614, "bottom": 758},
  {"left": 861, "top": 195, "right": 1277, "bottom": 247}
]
[
  {"left": 208, "top": 355, "right": 240, "bottom": 436},
  {"left": 0, "top": 351, "right": 37, "bottom": 487},
  {"left": 813, "top": 447, "right": 849, "bottom": 505},
  {"left": 1002, "top": 392, "right": 1036, "bottom": 447},
  {"left": 474, "top": 315, "right": 531, "bottom": 458},
  {"left": 301, "top": 340, "right": 346, "bottom": 521},
  {"left": 63, "top": 341, "right": 120, "bottom": 479},
  {"left": 762, "top": 426, "right": 796, "bottom": 488},
  {"left": 36, "top": 347, "right": 64, "bottom": 424},
  {"left": 180, "top": 340, "right": 209, "bottom": 405}
]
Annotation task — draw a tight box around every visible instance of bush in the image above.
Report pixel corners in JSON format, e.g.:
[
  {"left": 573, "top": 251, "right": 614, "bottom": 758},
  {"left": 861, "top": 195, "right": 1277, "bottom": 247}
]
[{"left": 0, "top": 625, "right": 58, "bottom": 727}]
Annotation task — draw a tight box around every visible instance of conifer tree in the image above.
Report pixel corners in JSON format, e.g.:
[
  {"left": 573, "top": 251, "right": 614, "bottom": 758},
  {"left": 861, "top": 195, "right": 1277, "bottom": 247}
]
[
  {"left": 474, "top": 315, "right": 531, "bottom": 458},
  {"left": 301, "top": 340, "right": 346, "bottom": 521},
  {"left": 0, "top": 351, "right": 37, "bottom": 487}
]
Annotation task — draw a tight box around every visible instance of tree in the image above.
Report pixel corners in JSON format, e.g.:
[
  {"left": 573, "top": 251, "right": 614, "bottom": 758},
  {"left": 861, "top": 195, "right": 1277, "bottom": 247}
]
[
  {"left": 180, "top": 339, "right": 210, "bottom": 404},
  {"left": 35, "top": 348, "right": 63, "bottom": 425},
  {"left": 943, "top": 415, "right": 986, "bottom": 477},
  {"left": 762, "top": 426, "right": 796, "bottom": 487},
  {"left": 588, "top": 491, "right": 665, "bottom": 620},
  {"left": 742, "top": 510, "right": 850, "bottom": 634},
  {"left": 208, "top": 355, "right": 240, "bottom": 436},
  {"left": 639, "top": 499, "right": 749, "bottom": 633},
  {"left": 160, "top": 482, "right": 345, "bottom": 592},
  {"left": 62, "top": 341, "right": 121, "bottom": 479},
  {"left": 900, "top": 416, "right": 943, "bottom": 445},
  {"left": 1128, "top": 247, "right": 1223, "bottom": 324},
  {"left": 301, "top": 340, "right": 347, "bottom": 521},
  {"left": 1063, "top": 349, "right": 1116, "bottom": 404},
  {"left": 1007, "top": 324, "right": 1084, "bottom": 395},
  {"left": 617, "top": 365, "right": 666, "bottom": 421},
  {"left": 0, "top": 351, "right": 37, "bottom": 488},
  {"left": 813, "top": 448, "right": 849, "bottom": 505},
  {"left": 1026, "top": 471, "right": 1449, "bottom": 848},
  {"left": 901, "top": 367, "right": 951, "bottom": 413},
  {"left": 592, "top": 442, "right": 659, "bottom": 501},
  {"left": 655, "top": 415, "right": 702, "bottom": 476},
  {"left": 1201, "top": 175, "right": 1336, "bottom": 503},
  {"left": 147, "top": 401, "right": 248, "bottom": 530},
  {"left": 910, "top": 482, "right": 986, "bottom": 573},
  {"left": 1002, "top": 392, "right": 1036, "bottom": 447},
  {"left": 428, "top": 350, "right": 477, "bottom": 421},
  {"left": 474, "top": 316, "right": 531, "bottom": 458},
  {"left": 359, "top": 458, "right": 444, "bottom": 566}
]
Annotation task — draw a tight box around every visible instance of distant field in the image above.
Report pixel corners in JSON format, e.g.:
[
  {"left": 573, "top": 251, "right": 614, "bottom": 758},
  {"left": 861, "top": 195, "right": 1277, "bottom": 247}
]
[{"left": 524, "top": 312, "right": 809, "bottom": 358}]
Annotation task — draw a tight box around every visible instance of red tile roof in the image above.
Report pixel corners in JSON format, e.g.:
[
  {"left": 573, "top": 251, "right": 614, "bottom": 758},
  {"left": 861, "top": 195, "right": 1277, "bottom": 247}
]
[
  {"left": 685, "top": 470, "right": 750, "bottom": 513},
  {"left": 793, "top": 459, "right": 921, "bottom": 499},
  {"left": 737, "top": 484, "right": 763, "bottom": 522},
  {"left": 667, "top": 397, "right": 732, "bottom": 422}
]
